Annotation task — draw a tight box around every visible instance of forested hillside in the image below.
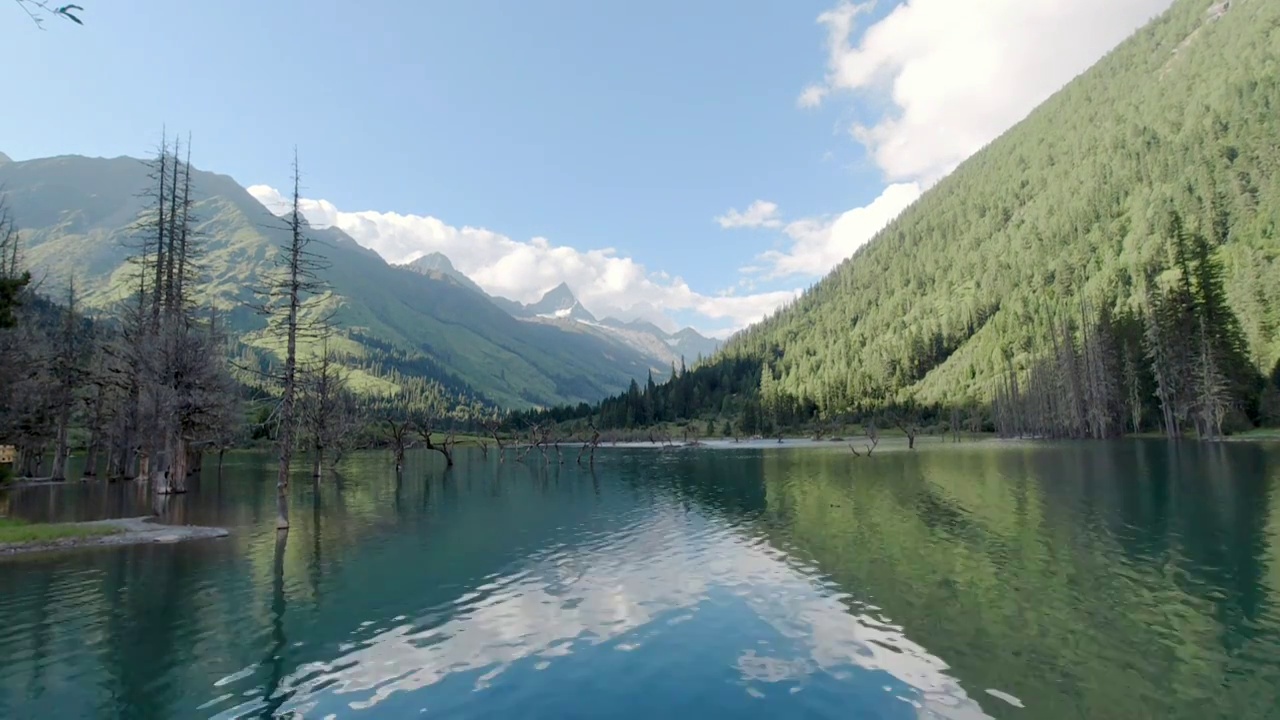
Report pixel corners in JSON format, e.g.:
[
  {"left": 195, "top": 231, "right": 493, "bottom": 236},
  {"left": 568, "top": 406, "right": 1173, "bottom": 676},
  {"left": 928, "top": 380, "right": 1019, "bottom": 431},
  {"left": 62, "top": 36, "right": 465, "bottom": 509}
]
[
  {"left": 0, "top": 153, "right": 659, "bottom": 409},
  {"left": 524, "top": 0, "right": 1280, "bottom": 436}
]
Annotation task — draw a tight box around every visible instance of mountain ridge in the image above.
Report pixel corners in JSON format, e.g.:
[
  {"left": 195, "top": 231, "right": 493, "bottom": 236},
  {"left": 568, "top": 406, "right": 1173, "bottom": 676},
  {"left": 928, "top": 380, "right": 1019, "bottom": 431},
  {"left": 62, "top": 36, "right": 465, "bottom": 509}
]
[
  {"left": 0, "top": 153, "right": 666, "bottom": 409},
  {"left": 399, "top": 251, "right": 720, "bottom": 370}
]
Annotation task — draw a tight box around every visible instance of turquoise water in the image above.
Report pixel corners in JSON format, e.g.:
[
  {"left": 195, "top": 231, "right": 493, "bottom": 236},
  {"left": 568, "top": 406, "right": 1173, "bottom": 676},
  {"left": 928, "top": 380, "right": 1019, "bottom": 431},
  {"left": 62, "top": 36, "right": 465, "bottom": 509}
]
[{"left": 2, "top": 439, "right": 1280, "bottom": 719}]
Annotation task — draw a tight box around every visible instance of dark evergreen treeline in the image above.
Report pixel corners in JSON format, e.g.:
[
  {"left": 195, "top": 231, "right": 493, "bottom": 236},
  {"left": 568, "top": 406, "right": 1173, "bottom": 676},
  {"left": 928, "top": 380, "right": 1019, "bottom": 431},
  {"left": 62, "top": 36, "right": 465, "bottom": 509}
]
[
  {"left": 511, "top": 356, "right": 786, "bottom": 435},
  {"left": 993, "top": 212, "right": 1274, "bottom": 440},
  {"left": 517, "top": 210, "right": 1276, "bottom": 440}
]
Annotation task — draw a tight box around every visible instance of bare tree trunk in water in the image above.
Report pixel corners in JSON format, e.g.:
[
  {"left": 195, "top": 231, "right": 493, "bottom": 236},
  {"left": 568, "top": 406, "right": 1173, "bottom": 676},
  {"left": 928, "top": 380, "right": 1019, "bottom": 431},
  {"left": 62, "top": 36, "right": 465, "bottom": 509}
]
[
  {"left": 256, "top": 152, "right": 332, "bottom": 531},
  {"left": 261, "top": 529, "right": 290, "bottom": 716},
  {"left": 151, "top": 489, "right": 169, "bottom": 518},
  {"left": 277, "top": 414, "right": 294, "bottom": 530},
  {"left": 167, "top": 434, "right": 187, "bottom": 494},
  {"left": 50, "top": 421, "right": 70, "bottom": 481},
  {"left": 274, "top": 157, "right": 303, "bottom": 529},
  {"left": 82, "top": 428, "right": 101, "bottom": 480},
  {"left": 103, "top": 441, "right": 118, "bottom": 481},
  {"left": 150, "top": 446, "right": 172, "bottom": 493},
  {"left": 154, "top": 427, "right": 184, "bottom": 489},
  {"left": 386, "top": 419, "right": 410, "bottom": 472},
  {"left": 125, "top": 444, "right": 140, "bottom": 480}
]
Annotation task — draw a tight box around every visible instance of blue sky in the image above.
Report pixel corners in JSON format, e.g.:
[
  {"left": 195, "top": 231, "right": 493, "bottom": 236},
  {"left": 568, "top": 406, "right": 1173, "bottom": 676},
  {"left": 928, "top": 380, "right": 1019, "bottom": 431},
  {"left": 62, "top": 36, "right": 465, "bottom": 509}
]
[{"left": 1, "top": 0, "right": 1173, "bottom": 335}]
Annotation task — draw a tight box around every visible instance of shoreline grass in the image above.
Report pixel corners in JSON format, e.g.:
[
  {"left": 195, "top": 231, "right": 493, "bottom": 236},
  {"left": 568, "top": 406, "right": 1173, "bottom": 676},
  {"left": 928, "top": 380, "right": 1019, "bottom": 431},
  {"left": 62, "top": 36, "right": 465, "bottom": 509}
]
[{"left": 0, "top": 517, "right": 124, "bottom": 545}]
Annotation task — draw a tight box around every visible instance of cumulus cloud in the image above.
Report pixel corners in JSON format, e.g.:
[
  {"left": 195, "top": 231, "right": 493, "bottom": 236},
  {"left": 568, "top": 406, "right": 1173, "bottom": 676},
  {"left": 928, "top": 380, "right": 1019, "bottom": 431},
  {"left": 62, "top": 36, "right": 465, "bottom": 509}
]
[
  {"left": 248, "top": 185, "right": 799, "bottom": 337},
  {"left": 796, "top": 84, "right": 829, "bottom": 109},
  {"left": 746, "top": 0, "right": 1175, "bottom": 280},
  {"left": 714, "top": 200, "right": 783, "bottom": 229},
  {"left": 753, "top": 182, "right": 921, "bottom": 279},
  {"left": 807, "top": 0, "right": 1176, "bottom": 183}
]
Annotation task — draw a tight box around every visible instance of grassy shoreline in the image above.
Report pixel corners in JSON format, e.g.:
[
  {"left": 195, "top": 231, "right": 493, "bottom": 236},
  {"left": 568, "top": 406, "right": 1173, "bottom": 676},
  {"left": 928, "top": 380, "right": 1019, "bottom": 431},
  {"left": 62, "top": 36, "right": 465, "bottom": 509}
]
[
  {"left": 0, "top": 517, "right": 123, "bottom": 544},
  {"left": 0, "top": 517, "right": 229, "bottom": 557}
]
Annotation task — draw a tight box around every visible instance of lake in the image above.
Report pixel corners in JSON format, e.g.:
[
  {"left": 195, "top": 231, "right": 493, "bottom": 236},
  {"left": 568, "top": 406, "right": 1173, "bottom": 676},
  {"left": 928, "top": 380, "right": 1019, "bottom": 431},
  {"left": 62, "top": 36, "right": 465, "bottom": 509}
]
[{"left": 2, "top": 439, "right": 1279, "bottom": 719}]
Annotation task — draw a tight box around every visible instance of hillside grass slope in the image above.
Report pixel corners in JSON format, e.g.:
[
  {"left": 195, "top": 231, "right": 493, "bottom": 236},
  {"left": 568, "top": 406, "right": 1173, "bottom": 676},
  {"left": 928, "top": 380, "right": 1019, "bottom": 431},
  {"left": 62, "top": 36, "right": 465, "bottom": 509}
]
[{"left": 0, "top": 155, "right": 655, "bottom": 409}]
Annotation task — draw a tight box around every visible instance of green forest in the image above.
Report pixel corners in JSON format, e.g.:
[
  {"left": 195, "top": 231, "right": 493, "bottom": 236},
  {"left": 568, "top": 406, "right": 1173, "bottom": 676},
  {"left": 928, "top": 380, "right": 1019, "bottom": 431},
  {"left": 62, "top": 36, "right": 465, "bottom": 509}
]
[{"left": 519, "top": 0, "right": 1280, "bottom": 439}]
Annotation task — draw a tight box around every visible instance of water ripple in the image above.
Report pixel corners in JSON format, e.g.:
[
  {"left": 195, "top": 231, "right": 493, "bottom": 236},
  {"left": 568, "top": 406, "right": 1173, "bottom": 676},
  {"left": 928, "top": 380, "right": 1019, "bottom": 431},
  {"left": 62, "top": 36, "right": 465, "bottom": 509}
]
[
  {"left": 237, "top": 502, "right": 992, "bottom": 718},
  {"left": 2, "top": 442, "right": 1278, "bottom": 720}
]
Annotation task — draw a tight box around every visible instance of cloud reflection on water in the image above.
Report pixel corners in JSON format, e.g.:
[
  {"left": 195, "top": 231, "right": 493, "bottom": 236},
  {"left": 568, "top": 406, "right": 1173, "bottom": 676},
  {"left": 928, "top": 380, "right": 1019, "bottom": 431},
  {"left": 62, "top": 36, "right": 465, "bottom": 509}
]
[{"left": 261, "top": 507, "right": 992, "bottom": 718}]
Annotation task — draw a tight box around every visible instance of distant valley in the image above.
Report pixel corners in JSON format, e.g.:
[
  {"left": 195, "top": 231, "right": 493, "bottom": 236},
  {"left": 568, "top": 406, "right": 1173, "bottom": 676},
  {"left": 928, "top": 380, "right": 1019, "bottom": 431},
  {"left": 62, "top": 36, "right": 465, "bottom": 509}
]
[
  {"left": 400, "top": 252, "right": 719, "bottom": 372},
  {"left": 0, "top": 153, "right": 716, "bottom": 410}
]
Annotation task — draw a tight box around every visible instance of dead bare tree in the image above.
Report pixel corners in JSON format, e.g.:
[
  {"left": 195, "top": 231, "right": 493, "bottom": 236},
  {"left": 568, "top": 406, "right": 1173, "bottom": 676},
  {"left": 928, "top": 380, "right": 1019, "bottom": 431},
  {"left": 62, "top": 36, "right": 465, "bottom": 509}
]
[
  {"left": 517, "top": 423, "right": 552, "bottom": 464},
  {"left": 576, "top": 425, "right": 601, "bottom": 466},
  {"left": 78, "top": 320, "right": 137, "bottom": 482},
  {"left": 0, "top": 233, "right": 55, "bottom": 478},
  {"left": 481, "top": 415, "right": 506, "bottom": 461},
  {"left": 551, "top": 428, "right": 564, "bottom": 464},
  {"left": 188, "top": 309, "right": 243, "bottom": 477},
  {"left": 385, "top": 419, "right": 412, "bottom": 471},
  {"left": 152, "top": 310, "right": 236, "bottom": 494},
  {"left": 124, "top": 135, "right": 238, "bottom": 496},
  {"left": 686, "top": 424, "right": 702, "bottom": 447},
  {"left": 849, "top": 421, "right": 879, "bottom": 457},
  {"left": 253, "top": 151, "right": 334, "bottom": 529},
  {"left": 889, "top": 408, "right": 920, "bottom": 450},
  {"left": 49, "top": 280, "right": 86, "bottom": 481},
  {"left": 538, "top": 425, "right": 554, "bottom": 464},
  {"left": 415, "top": 418, "right": 455, "bottom": 468},
  {"left": 299, "top": 338, "right": 360, "bottom": 476}
]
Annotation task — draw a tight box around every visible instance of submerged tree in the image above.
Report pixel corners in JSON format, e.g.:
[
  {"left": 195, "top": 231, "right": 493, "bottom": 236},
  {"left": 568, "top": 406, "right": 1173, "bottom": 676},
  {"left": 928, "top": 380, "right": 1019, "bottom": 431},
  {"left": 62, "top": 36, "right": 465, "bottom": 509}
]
[
  {"left": 415, "top": 418, "right": 455, "bottom": 468},
  {"left": 107, "top": 133, "right": 240, "bottom": 493},
  {"left": 48, "top": 281, "right": 86, "bottom": 480},
  {"left": 299, "top": 338, "right": 361, "bottom": 476},
  {"left": 384, "top": 418, "right": 411, "bottom": 472},
  {"left": 255, "top": 151, "right": 333, "bottom": 529}
]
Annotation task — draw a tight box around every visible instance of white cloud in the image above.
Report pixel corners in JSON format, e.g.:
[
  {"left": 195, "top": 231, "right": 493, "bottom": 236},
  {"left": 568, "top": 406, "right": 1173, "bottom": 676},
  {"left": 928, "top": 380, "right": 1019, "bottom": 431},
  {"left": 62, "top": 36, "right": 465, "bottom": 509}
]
[
  {"left": 755, "top": 182, "right": 921, "bottom": 279},
  {"left": 714, "top": 200, "right": 783, "bottom": 229},
  {"left": 247, "top": 185, "right": 800, "bottom": 336},
  {"left": 808, "top": 0, "right": 1176, "bottom": 183},
  {"left": 744, "top": 0, "right": 1175, "bottom": 280},
  {"left": 796, "top": 84, "right": 828, "bottom": 109}
]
